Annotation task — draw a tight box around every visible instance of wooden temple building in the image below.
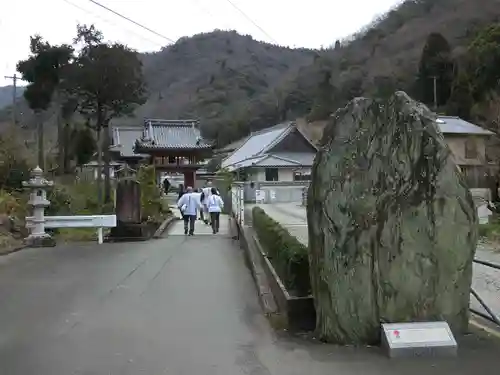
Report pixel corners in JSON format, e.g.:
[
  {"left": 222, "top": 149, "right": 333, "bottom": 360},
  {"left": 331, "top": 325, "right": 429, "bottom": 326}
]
[{"left": 133, "top": 119, "right": 213, "bottom": 187}]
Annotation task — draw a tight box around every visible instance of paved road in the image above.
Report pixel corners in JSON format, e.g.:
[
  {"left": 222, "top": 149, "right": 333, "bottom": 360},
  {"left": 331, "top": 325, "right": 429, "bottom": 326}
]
[
  {"left": 248, "top": 203, "right": 500, "bottom": 323},
  {"left": 1, "top": 219, "right": 500, "bottom": 374}
]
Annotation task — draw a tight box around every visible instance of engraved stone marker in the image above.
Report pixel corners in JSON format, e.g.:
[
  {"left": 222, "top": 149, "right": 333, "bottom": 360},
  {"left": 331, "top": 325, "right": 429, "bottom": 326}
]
[{"left": 381, "top": 322, "right": 457, "bottom": 358}]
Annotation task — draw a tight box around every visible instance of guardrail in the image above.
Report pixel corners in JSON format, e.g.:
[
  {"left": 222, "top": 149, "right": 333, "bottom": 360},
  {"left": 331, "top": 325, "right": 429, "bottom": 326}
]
[
  {"left": 470, "top": 258, "right": 500, "bottom": 326},
  {"left": 26, "top": 215, "right": 117, "bottom": 244}
]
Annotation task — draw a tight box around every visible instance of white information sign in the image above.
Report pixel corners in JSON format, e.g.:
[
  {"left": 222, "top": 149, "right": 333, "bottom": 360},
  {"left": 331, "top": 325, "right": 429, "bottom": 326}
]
[
  {"left": 387, "top": 327, "right": 451, "bottom": 345},
  {"left": 270, "top": 190, "right": 276, "bottom": 201},
  {"left": 381, "top": 321, "right": 457, "bottom": 358},
  {"left": 255, "top": 190, "right": 266, "bottom": 203}
]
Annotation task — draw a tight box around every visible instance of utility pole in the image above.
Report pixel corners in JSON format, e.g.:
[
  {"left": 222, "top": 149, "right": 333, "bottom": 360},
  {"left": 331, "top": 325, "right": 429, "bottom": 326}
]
[
  {"left": 431, "top": 75, "right": 438, "bottom": 111},
  {"left": 4, "top": 74, "right": 19, "bottom": 125}
]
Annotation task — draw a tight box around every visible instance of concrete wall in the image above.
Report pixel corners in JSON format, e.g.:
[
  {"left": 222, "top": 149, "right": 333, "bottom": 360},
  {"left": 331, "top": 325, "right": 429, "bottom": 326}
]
[
  {"left": 251, "top": 167, "right": 312, "bottom": 182},
  {"left": 445, "top": 135, "right": 487, "bottom": 166}
]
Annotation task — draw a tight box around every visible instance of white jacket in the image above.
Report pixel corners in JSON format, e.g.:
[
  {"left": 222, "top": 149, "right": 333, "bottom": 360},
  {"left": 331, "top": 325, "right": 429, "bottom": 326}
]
[
  {"left": 177, "top": 193, "right": 201, "bottom": 216},
  {"left": 206, "top": 194, "right": 224, "bottom": 213}
]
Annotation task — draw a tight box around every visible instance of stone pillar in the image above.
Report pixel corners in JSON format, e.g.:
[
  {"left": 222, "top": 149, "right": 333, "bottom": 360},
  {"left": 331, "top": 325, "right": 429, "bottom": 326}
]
[{"left": 22, "top": 167, "right": 56, "bottom": 247}]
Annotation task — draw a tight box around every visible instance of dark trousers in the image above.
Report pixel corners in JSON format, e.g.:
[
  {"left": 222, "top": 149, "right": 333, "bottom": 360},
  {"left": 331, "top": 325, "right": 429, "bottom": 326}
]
[
  {"left": 199, "top": 208, "right": 204, "bottom": 221},
  {"left": 210, "top": 212, "right": 220, "bottom": 233},
  {"left": 183, "top": 215, "right": 196, "bottom": 234}
]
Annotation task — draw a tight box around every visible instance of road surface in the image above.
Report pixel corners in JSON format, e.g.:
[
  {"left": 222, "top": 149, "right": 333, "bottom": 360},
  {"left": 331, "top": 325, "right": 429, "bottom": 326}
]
[
  {"left": 0, "top": 218, "right": 499, "bottom": 374},
  {"left": 248, "top": 203, "right": 500, "bottom": 323}
]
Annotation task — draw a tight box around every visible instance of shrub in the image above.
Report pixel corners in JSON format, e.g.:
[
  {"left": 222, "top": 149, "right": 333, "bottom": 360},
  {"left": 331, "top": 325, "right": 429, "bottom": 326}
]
[
  {"left": 137, "top": 165, "right": 164, "bottom": 220},
  {"left": 252, "top": 206, "right": 311, "bottom": 296},
  {"left": 0, "top": 132, "right": 32, "bottom": 192},
  {"left": 46, "top": 186, "right": 72, "bottom": 216},
  {"left": 478, "top": 220, "right": 500, "bottom": 240},
  {"left": 0, "top": 190, "right": 21, "bottom": 215}
]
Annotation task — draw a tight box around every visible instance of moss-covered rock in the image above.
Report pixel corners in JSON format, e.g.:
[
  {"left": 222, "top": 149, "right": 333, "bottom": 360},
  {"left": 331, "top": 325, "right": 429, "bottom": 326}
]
[{"left": 307, "top": 91, "right": 477, "bottom": 344}]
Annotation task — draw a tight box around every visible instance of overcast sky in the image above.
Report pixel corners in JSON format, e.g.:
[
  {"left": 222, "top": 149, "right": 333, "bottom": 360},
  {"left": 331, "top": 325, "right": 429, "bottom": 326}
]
[{"left": 0, "top": 0, "right": 401, "bottom": 86}]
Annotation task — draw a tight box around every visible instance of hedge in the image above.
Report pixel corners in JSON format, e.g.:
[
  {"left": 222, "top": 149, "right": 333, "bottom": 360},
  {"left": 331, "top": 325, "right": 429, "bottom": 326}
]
[{"left": 252, "top": 206, "right": 311, "bottom": 296}]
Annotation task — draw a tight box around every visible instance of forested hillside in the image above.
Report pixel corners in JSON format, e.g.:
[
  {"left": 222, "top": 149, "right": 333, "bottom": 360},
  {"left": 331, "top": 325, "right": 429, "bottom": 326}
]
[{"left": 3, "top": 0, "right": 500, "bottom": 147}]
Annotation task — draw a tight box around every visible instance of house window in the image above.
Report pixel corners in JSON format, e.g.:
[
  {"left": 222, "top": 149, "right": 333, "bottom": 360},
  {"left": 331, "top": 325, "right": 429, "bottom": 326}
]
[
  {"left": 465, "top": 139, "right": 478, "bottom": 159},
  {"left": 293, "top": 171, "right": 311, "bottom": 181},
  {"left": 265, "top": 168, "right": 279, "bottom": 181}
]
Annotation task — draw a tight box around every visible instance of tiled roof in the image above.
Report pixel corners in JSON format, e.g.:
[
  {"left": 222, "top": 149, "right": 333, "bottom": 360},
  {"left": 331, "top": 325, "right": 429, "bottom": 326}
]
[
  {"left": 216, "top": 136, "right": 250, "bottom": 153},
  {"left": 227, "top": 153, "right": 315, "bottom": 171},
  {"left": 110, "top": 126, "right": 148, "bottom": 158},
  {"left": 136, "top": 119, "right": 213, "bottom": 150},
  {"left": 437, "top": 116, "right": 494, "bottom": 135},
  {"left": 271, "top": 152, "right": 316, "bottom": 166},
  {"left": 221, "top": 122, "right": 293, "bottom": 169}
]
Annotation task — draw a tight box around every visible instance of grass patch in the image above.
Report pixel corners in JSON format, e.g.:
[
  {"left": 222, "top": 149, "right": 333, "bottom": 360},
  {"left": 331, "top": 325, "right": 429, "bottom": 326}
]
[
  {"left": 0, "top": 233, "right": 22, "bottom": 255},
  {"left": 479, "top": 217, "right": 500, "bottom": 240}
]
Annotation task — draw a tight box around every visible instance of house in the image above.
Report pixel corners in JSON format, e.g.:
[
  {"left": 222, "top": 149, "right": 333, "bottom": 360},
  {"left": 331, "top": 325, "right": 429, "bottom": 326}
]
[
  {"left": 221, "top": 122, "right": 318, "bottom": 182},
  {"left": 436, "top": 116, "right": 494, "bottom": 190}
]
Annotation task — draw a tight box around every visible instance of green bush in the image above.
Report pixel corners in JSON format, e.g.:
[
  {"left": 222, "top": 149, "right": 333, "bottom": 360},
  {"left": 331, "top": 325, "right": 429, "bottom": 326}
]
[
  {"left": 47, "top": 186, "right": 72, "bottom": 216},
  {"left": 137, "top": 165, "right": 163, "bottom": 220},
  {"left": 478, "top": 221, "right": 500, "bottom": 239},
  {"left": 252, "top": 206, "right": 311, "bottom": 296}
]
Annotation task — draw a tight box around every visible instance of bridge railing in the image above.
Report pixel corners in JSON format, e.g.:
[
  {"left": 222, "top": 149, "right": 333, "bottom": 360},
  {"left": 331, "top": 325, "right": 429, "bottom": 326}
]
[
  {"left": 231, "top": 182, "right": 244, "bottom": 227},
  {"left": 471, "top": 258, "right": 500, "bottom": 327}
]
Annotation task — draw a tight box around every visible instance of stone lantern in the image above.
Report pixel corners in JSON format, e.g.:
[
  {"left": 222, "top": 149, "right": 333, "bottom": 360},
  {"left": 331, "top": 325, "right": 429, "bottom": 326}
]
[{"left": 22, "top": 166, "right": 56, "bottom": 247}]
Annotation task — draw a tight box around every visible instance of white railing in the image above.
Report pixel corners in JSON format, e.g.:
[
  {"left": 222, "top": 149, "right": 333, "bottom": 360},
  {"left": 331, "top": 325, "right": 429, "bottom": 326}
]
[
  {"left": 231, "top": 183, "right": 245, "bottom": 226},
  {"left": 26, "top": 215, "right": 117, "bottom": 244}
]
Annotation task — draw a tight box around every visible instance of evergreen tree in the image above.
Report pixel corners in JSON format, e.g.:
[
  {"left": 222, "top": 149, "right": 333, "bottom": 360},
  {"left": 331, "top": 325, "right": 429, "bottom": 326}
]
[
  {"left": 466, "top": 23, "right": 500, "bottom": 98},
  {"left": 446, "top": 68, "right": 474, "bottom": 120},
  {"left": 415, "top": 32, "right": 454, "bottom": 108}
]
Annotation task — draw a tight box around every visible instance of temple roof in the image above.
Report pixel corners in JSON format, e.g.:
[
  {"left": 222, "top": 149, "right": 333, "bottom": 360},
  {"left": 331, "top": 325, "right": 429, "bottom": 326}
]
[
  {"left": 135, "top": 119, "right": 213, "bottom": 151},
  {"left": 110, "top": 126, "right": 148, "bottom": 158}
]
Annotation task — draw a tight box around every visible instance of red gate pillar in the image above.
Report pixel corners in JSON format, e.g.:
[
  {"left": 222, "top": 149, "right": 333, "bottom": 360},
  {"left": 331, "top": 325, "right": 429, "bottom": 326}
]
[{"left": 183, "top": 170, "right": 195, "bottom": 188}]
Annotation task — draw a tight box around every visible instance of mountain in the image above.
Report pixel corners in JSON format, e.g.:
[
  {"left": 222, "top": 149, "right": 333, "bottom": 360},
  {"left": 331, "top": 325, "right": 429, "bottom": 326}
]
[
  {"left": 0, "top": 85, "right": 25, "bottom": 110},
  {"left": 0, "top": 30, "right": 316, "bottom": 146},
  {"left": 3, "top": 0, "right": 500, "bottom": 148},
  {"left": 290, "top": 0, "right": 500, "bottom": 142}
]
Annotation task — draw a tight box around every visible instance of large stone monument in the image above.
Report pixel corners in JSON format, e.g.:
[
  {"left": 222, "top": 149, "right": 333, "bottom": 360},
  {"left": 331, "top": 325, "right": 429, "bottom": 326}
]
[
  {"left": 307, "top": 92, "right": 477, "bottom": 345},
  {"left": 109, "top": 177, "right": 142, "bottom": 240}
]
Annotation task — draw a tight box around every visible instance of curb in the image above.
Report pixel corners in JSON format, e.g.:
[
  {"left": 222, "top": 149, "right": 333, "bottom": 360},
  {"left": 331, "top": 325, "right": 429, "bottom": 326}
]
[
  {"left": 153, "top": 215, "right": 179, "bottom": 238},
  {"left": 234, "top": 218, "right": 278, "bottom": 316},
  {"left": 0, "top": 243, "right": 28, "bottom": 257}
]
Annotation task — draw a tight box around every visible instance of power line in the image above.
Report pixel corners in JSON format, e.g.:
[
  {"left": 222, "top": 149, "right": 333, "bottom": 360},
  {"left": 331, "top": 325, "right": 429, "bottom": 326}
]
[
  {"left": 223, "top": 0, "right": 277, "bottom": 44},
  {"left": 86, "top": 0, "right": 175, "bottom": 43},
  {"left": 61, "top": 0, "right": 164, "bottom": 47}
]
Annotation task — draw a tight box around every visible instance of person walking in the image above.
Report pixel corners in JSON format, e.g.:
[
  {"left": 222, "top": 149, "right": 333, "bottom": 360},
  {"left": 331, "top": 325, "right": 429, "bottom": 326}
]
[
  {"left": 177, "top": 186, "right": 200, "bottom": 235},
  {"left": 201, "top": 181, "right": 213, "bottom": 225},
  {"left": 192, "top": 188, "right": 204, "bottom": 221},
  {"left": 177, "top": 184, "right": 185, "bottom": 218},
  {"left": 163, "top": 178, "right": 171, "bottom": 194},
  {"left": 206, "top": 187, "right": 224, "bottom": 234}
]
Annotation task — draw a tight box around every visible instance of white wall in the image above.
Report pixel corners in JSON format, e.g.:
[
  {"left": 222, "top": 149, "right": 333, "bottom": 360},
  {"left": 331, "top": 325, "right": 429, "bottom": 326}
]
[{"left": 251, "top": 167, "right": 311, "bottom": 182}]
